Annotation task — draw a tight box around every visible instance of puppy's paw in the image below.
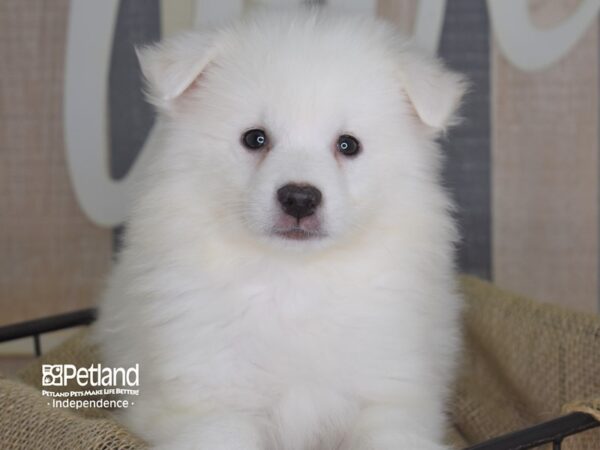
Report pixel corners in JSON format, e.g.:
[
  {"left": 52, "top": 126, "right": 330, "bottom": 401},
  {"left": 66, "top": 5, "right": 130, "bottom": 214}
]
[
  {"left": 152, "top": 434, "right": 264, "bottom": 450},
  {"left": 153, "top": 440, "right": 261, "bottom": 450},
  {"left": 342, "top": 443, "right": 450, "bottom": 450},
  {"left": 340, "top": 435, "right": 451, "bottom": 450},
  {"left": 150, "top": 414, "right": 265, "bottom": 450}
]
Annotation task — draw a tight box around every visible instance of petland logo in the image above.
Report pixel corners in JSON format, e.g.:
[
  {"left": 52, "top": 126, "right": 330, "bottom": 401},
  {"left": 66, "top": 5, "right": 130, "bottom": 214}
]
[
  {"left": 41, "top": 364, "right": 140, "bottom": 409},
  {"left": 42, "top": 363, "right": 139, "bottom": 387}
]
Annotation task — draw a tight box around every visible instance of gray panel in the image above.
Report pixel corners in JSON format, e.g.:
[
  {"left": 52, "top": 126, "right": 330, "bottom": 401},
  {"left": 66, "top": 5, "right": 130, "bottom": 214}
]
[
  {"left": 438, "top": 0, "right": 492, "bottom": 279},
  {"left": 109, "top": 0, "right": 160, "bottom": 250},
  {"left": 109, "top": 0, "right": 160, "bottom": 180}
]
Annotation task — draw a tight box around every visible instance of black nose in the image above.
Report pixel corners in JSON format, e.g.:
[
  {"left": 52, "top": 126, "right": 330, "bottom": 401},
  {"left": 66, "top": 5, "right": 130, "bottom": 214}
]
[{"left": 277, "top": 184, "right": 322, "bottom": 220}]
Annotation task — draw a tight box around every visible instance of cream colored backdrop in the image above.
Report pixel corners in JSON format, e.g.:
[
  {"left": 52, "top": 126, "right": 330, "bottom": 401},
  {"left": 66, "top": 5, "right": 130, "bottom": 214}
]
[
  {"left": 492, "top": 1, "right": 599, "bottom": 313},
  {"left": 0, "top": 0, "right": 112, "bottom": 326}
]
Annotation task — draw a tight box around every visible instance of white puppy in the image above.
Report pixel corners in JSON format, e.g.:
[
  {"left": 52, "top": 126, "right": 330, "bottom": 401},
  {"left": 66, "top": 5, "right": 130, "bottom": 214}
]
[{"left": 95, "top": 9, "right": 466, "bottom": 450}]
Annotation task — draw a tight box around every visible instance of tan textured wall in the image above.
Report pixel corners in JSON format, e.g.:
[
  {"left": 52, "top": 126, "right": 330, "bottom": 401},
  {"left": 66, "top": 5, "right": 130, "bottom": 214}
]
[
  {"left": 0, "top": 0, "right": 111, "bottom": 326},
  {"left": 492, "top": 1, "right": 599, "bottom": 312}
]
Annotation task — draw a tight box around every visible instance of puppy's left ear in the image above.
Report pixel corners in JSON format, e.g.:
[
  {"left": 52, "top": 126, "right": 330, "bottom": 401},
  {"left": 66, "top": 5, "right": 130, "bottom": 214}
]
[
  {"left": 399, "top": 53, "right": 467, "bottom": 131},
  {"left": 136, "top": 32, "right": 219, "bottom": 110}
]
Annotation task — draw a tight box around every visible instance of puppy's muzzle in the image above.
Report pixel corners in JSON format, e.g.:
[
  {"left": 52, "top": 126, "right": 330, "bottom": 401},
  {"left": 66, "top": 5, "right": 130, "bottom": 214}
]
[{"left": 277, "top": 184, "right": 322, "bottom": 220}]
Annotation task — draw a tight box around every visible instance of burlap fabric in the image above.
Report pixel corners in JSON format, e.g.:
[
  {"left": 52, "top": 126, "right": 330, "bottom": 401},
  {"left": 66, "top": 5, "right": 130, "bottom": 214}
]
[
  {"left": 453, "top": 276, "right": 600, "bottom": 449},
  {"left": 0, "top": 332, "right": 146, "bottom": 449},
  {"left": 0, "top": 276, "right": 598, "bottom": 449}
]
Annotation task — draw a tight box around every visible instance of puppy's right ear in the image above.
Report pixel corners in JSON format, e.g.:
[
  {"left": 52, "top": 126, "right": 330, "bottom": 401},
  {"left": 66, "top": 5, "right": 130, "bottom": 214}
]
[{"left": 137, "top": 32, "right": 218, "bottom": 110}]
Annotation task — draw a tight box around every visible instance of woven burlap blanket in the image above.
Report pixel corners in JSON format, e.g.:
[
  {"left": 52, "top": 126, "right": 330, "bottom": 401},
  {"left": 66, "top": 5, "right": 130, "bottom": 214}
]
[{"left": 1, "top": 276, "right": 599, "bottom": 449}]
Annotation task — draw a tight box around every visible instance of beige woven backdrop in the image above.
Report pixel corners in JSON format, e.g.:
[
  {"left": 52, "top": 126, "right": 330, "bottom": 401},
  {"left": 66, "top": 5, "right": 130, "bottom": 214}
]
[{"left": 0, "top": 0, "right": 112, "bottom": 326}]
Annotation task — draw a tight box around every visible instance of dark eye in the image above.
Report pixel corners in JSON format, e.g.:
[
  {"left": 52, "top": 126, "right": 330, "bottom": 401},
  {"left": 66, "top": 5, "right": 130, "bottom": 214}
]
[
  {"left": 337, "top": 135, "right": 360, "bottom": 157},
  {"left": 242, "top": 129, "right": 268, "bottom": 150}
]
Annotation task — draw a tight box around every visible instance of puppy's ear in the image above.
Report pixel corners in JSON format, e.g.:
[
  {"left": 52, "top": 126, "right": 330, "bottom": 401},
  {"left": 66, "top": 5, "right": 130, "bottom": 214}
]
[
  {"left": 136, "top": 32, "right": 218, "bottom": 110},
  {"left": 399, "top": 53, "right": 467, "bottom": 131}
]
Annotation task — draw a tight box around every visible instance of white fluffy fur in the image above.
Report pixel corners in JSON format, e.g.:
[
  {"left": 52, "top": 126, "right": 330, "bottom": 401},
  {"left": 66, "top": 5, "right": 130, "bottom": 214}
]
[{"left": 94, "top": 9, "right": 466, "bottom": 450}]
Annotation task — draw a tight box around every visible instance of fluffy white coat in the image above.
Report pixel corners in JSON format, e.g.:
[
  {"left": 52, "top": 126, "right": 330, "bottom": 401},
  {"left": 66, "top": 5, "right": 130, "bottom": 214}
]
[{"left": 94, "top": 10, "right": 466, "bottom": 450}]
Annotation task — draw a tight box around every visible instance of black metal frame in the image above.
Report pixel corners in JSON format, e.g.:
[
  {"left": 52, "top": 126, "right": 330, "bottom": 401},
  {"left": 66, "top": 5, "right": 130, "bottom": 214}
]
[
  {"left": 0, "top": 309, "right": 96, "bottom": 356},
  {"left": 0, "top": 310, "right": 598, "bottom": 449},
  {"left": 463, "top": 412, "right": 599, "bottom": 450}
]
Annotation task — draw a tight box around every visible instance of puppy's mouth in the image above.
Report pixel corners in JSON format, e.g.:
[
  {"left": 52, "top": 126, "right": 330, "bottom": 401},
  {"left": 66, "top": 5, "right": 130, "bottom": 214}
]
[
  {"left": 274, "top": 227, "right": 324, "bottom": 240},
  {"left": 271, "top": 215, "right": 325, "bottom": 241}
]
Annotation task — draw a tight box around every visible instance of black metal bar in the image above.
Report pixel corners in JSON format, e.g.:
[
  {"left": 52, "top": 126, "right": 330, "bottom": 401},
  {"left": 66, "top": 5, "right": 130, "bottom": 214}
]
[
  {"left": 464, "top": 413, "right": 600, "bottom": 450},
  {"left": 33, "top": 333, "right": 41, "bottom": 356},
  {"left": 0, "top": 308, "right": 97, "bottom": 343},
  {"left": 552, "top": 439, "right": 562, "bottom": 450}
]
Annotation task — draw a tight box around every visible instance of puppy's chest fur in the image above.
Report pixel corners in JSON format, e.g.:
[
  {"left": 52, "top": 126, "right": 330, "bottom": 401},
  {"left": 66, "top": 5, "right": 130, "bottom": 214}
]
[{"left": 150, "top": 261, "right": 428, "bottom": 407}]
